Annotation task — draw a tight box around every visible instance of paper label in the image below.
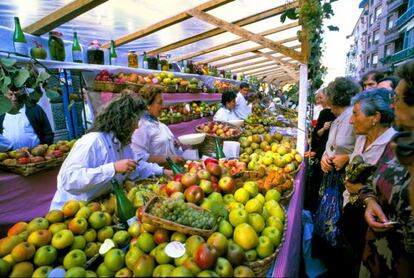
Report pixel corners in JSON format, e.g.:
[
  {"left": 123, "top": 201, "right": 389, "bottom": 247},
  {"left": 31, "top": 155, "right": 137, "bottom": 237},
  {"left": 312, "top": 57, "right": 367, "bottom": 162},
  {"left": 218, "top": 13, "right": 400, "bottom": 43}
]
[
  {"left": 127, "top": 216, "right": 137, "bottom": 227},
  {"left": 111, "top": 57, "right": 118, "bottom": 66},
  {"left": 165, "top": 241, "right": 186, "bottom": 258},
  {"left": 72, "top": 50, "right": 82, "bottom": 62},
  {"left": 14, "top": 42, "right": 28, "bottom": 56},
  {"left": 143, "top": 61, "right": 148, "bottom": 69},
  {"left": 99, "top": 239, "right": 115, "bottom": 255}
]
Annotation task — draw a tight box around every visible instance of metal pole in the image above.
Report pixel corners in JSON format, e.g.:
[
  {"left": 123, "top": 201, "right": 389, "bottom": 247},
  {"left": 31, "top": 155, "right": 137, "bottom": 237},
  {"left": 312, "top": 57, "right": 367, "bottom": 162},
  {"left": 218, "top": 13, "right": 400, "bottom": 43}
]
[{"left": 297, "top": 64, "right": 308, "bottom": 155}]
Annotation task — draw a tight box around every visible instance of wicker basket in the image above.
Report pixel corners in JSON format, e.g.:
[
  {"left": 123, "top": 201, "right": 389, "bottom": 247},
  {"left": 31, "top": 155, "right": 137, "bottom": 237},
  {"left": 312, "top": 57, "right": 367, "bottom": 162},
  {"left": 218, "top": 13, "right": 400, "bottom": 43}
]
[
  {"left": 188, "top": 87, "right": 202, "bottom": 94},
  {"left": 195, "top": 122, "right": 241, "bottom": 156},
  {"left": 142, "top": 196, "right": 218, "bottom": 237},
  {"left": 244, "top": 207, "right": 288, "bottom": 276},
  {"left": 0, "top": 154, "right": 67, "bottom": 176},
  {"left": 287, "top": 162, "right": 302, "bottom": 178},
  {"left": 93, "top": 81, "right": 115, "bottom": 92},
  {"left": 125, "top": 82, "right": 143, "bottom": 93},
  {"left": 182, "top": 114, "right": 192, "bottom": 122},
  {"left": 170, "top": 116, "right": 183, "bottom": 124},
  {"left": 178, "top": 85, "right": 187, "bottom": 93},
  {"left": 279, "top": 185, "right": 295, "bottom": 206}
]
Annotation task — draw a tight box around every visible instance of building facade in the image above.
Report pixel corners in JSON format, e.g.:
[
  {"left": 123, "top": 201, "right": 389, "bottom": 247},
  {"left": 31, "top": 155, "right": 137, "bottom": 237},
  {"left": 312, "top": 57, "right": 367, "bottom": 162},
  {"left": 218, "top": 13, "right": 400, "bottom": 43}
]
[{"left": 346, "top": 0, "right": 407, "bottom": 79}]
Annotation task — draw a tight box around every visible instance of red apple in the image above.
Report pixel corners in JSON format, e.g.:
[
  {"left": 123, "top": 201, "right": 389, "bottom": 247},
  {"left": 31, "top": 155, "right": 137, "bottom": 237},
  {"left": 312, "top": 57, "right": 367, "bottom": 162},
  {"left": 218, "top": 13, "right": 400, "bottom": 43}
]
[
  {"left": 184, "top": 186, "right": 204, "bottom": 205},
  {"left": 136, "top": 207, "right": 145, "bottom": 222},
  {"left": 218, "top": 176, "right": 236, "bottom": 194},
  {"left": 181, "top": 172, "right": 199, "bottom": 188},
  {"left": 194, "top": 243, "right": 218, "bottom": 270},
  {"left": 52, "top": 150, "right": 63, "bottom": 158},
  {"left": 153, "top": 229, "right": 169, "bottom": 245},
  {"left": 197, "top": 169, "right": 211, "bottom": 180},
  {"left": 173, "top": 173, "right": 184, "bottom": 182},
  {"left": 159, "top": 185, "right": 169, "bottom": 197},
  {"left": 204, "top": 158, "right": 218, "bottom": 166},
  {"left": 165, "top": 181, "right": 183, "bottom": 196},
  {"left": 212, "top": 183, "right": 221, "bottom": 193},
  {"left": 17, "top": 157, "right": 30, "bottom": 165},
  {"left": 206, "top": 163, "right": 222, "bottom": 177}
]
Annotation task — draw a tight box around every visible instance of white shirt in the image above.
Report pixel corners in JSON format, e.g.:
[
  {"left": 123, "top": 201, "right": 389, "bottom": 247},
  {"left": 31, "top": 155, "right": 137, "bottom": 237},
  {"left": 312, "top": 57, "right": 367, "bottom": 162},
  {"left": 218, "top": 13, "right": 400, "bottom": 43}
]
[
  {"left": 131, "top": 114, "right": 180, "bottom": 161},
  {"left": 349, "top": 128, "right": 397, "bottom": 165},
  {"left": 324, "top": 107, "right": 355, "bottom": 157},
  {"left": 234, "top": 92, "right": 251, "bottom": 120},
  {"left": 50, "top": 132, "right": 163, "bottom": 210},
  {"left": 213, "top": 107, "right": 240, "bottom": 122},
  {"left": 3, "top": 105, "right": 40, "bottom": 150}
]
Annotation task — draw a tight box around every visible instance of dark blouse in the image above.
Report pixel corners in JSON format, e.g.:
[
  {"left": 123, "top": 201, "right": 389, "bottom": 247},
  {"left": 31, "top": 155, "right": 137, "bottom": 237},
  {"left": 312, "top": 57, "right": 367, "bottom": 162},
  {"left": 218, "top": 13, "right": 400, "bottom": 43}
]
[{"left": 311, "top": 108, "right": 336, "bottom": 160}]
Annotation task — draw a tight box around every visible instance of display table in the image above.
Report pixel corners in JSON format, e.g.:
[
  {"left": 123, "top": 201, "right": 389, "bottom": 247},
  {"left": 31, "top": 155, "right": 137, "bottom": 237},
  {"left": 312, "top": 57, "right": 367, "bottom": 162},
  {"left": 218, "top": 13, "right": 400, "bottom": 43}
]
[
  {"left": 168, "top": 117, "right": 211, "bottom": 138},
  {"left": 163, "top": 93, "right": 221, "bottom": 104},
  {"left": 270, "top": 164, "right": 306, "bottom": 277},
  {"left": 0, "top": 168, "right": 59, "bottom": 227}
]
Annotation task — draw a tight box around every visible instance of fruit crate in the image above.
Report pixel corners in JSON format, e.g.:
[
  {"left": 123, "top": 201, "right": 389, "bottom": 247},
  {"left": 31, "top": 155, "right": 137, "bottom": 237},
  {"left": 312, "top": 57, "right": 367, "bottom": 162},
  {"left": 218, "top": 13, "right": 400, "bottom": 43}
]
[
  {"left": 142, "top": 196, "right": 218, "bottom": 238},
  {"left": 0, "top": 154, "right": 68, "bottom": 176},
  {"left": 244, "top": 206, "right": 288, "bottom": 276},
  {"left": 125, "top": 82, "right": 143, "bottom": 93}
]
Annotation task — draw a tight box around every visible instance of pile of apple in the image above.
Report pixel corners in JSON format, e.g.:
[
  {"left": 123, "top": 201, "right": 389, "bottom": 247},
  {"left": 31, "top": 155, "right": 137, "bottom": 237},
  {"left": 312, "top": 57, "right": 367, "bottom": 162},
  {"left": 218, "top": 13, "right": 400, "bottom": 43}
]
[
  {"left": 0, "top": 140, "right": 76, "bottom": 166},
  {"left": 197, "top": 122, "right": 240, "bottom": 138}
]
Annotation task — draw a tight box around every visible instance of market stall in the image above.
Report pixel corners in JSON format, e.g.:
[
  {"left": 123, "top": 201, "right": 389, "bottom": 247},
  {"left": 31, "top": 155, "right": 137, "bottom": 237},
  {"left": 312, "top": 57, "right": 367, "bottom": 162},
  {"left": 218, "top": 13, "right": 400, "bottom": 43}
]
[{"left": 0, "top": 0, "right": 312, "bottom": 277}]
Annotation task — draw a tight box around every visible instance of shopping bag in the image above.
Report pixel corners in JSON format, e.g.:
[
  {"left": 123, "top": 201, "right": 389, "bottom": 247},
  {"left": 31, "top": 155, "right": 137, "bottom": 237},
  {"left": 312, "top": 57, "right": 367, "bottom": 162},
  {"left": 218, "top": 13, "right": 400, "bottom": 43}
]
[{"left": 313, "top": 170, "right": 344, "bottom": 248}]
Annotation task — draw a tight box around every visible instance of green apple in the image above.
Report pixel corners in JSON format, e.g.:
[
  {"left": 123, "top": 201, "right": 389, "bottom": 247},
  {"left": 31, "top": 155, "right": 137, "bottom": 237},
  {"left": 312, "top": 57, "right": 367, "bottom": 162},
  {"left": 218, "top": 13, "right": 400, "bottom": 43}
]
[
  {"left": 33, "top": 245, "right": 57, "bottom": 266},
  {"left": 226, "top": 242, "right": 245, "bottom": 266},
  {"left": 169, "top": 266, "right": 194, "bottom": 277},
  {"left": 48, "top": 223, "right": 66, "bottom": 235},
  {"left": 254, "top": 193, "right": 265, "bottom": 204},
  {"left": 233, "top": 223, "right": 258, "bottom": 250},
  {"left": 97, "top": 226, "right": 114, "bottom": 242},
  {"left": 247, "top": 213, "right": 266, "bottom": 233},
  {"left": 207, "top": 232, "right": 228, "bottom": 256},
  {"left": 223, "top": 194, "right": 235, "bottom": 205},
  {"left": 63, "top": 249, "right": 86, "bottom": 270},
  {"left": 262, "top": 226, "right": 282, "bottom": 246},
  {"left": 218, "top": 220, "right": 233, "bottom": 238},
  {"left": 229, "top": 209, "right": 248, "bottom": 227},
  {"left": 233, "top": 188, "right": 250, "bottom": 204},
  {"left": 244, "top": 199, "right": 263, "bottom": 214},
  {"left": 127, "top": 222, "right": 141, "bottom": 238},
  {"left": 27, "top": 217, "right": 49, "bottom": 234},
  {"left": 174, "top": 253, "right": 189, "bottom": 266},
  {"left": 0, "top": 258, "right": 11, "bottom": 277},
  {"left": 268, "top": 205, "right": 285, "bottom": 221},
  {"left": 265, "top": 189, "right": 281, "bottom": 202},
  {"left": 71, "top": 235, "right": 86, "bottom": 250},
  {"left": 32, "top": 266, "right": 52, "bottom": 278},
  {"left": 84, "top": 242, "right": 99, "bottom": 258},
  {"left": 152, "top": 264, "right": 175, "bottom": 277},
  {"left": 243, "top": 181, "right": 259, "bottom": 197},
  {"left": 88, "top": 211, "right": 107, "bottom": 230},
  {"left": 185, "top": 235, "right": 205, "bottom": 257},
  {"left": 197, "top": 270, "right": 220, "bottom": 277},
  {"left": 115, "top": 267, "right": 132, "bottom": 277},
  {"left": 245, "top": 249, "right": 257, "bottom": 262},
  {"left": 83, "top": 228, "right": 97, "bottom": 242},
  {"left": 65, "top": 266, "right": 86, "bottom": 278},
  {"left": 51, "top": 229, "right": 74, "bottom": 249},
  {"left": 75, "top": 206, "right": 93, "bottom": 219},
  {"left": 96, "top": 263, "right": 115, "bottom": 277},
  {"left": 256, "top": 236, "right": 274, "bottom": 258},
  {"left": 132, "top": 254, "right": 155, "bottom": 277},
  {"left": 170, "top": 232, "right": 187, "bottom": 243},
  {"left": 266, "top": 216, "right": 284, "bottom": 231},
  {"left": 214, "top": 257, "right": 233, "bottom": 277},
  {"left": 154, "top": 243, "right": 172, "bottom": 264},
  {"left": 125, "top": 246, "right": 144, "bottom": 270},
  {"left": 104, "top": 248, "right": 125, "bottom": 272},
  {"left": 113, "top": 230, "right": 130, "bottom": 247},
  {"left": 85, "top": 270, "right": 97, "bottom": 277},
  {"left": 137, "top": 232, "right": 156, "bottom": 253},
  {"left": 182, "top": 257, "right": 201, "bottom": 275},
  {"left": 207, "top": 192, "right": 223, "bottom": 203},
  {"left": 233, "top": 266, "right": 254, "bottom": 277}
]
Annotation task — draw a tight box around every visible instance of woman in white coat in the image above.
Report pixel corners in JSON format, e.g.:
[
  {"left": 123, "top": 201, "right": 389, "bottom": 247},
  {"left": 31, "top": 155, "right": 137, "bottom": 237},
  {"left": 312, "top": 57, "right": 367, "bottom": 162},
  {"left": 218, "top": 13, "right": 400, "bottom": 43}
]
[
  {"left": 50, "top": 92, "right": 172, "bottom": 210},
  {"left": 213, "top": 91, "right": 241, "bottom": 122},
  {"left": 131, "top": 85, "right": 184, "bottom": 165}
]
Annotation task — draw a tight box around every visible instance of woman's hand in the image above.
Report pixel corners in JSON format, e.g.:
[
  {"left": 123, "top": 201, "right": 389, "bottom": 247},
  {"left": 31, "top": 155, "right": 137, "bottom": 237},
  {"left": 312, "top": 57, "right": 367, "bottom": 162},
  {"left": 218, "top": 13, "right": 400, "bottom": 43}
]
[
  {"left": 344, "top": 180, "right": 363, "bottom": 194},
  {"left": 170, "top": 155, "right": 184, "bottom": 163},
  {"left": 364, "top": 198, "right": 393, "bottom": 232},
  {"left": 332, "top": 154, "right": 349, "bottom": 171},
  {"left": 163, "top": 169, "right": 174, "bottom": 180},
  {"left": 304, "top": 151, "right": 316, "bottom": 158},
  {"left": 114, "top": 159, "right": 137, "bottom": 174},
  {"left": 321, "top": 155, "right": 333, "bottom": 173}
]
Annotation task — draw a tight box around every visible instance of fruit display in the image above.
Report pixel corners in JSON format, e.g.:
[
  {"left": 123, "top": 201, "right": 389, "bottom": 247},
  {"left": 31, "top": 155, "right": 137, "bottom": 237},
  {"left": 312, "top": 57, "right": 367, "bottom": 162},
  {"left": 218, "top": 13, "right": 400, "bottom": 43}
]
[
  {"left": 196, "top": 121, "right": 241, "bottom": 138},
  {"left": 0, "top": 140, "right": 75, "bottom": 176},
  {"left": 159, "top": 102, "right": 219, "bottom": 125}
]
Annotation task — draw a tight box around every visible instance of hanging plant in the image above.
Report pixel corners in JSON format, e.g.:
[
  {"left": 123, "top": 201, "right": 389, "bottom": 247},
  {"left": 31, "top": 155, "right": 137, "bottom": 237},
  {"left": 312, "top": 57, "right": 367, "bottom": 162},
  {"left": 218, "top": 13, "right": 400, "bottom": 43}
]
[
  {"left": 281, "top": 0, "right": 338, "bottom": 102},
  {"left": 0, "top": 55, "right": 60, "bottom": 114}
]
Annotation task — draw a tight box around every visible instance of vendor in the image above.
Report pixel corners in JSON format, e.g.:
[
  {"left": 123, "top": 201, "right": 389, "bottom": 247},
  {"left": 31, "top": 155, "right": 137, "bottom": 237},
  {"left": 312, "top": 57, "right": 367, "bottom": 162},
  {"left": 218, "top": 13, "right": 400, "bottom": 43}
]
[
  {"left": 234, "top": 82, "right": 252, "bottom": 119},
  {"left": 213, "top": 91, "right": 241, "bottom": 122},
  {"left": 0, "top": 88, "right": 54, "bottom": 149},
  {"left": 50, "top": 93, "right": 172, "bottom": 210},
  {"left": 131, "top": 85, "right": 184, "bottom": 165}
]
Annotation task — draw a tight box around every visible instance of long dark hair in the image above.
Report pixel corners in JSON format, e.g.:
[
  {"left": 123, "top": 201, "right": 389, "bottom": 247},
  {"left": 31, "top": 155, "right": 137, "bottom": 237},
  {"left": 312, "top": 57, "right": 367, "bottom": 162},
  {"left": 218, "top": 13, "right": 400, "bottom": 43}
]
[{"left": 89, "top": 92, "right": 146, "bottom": 146}]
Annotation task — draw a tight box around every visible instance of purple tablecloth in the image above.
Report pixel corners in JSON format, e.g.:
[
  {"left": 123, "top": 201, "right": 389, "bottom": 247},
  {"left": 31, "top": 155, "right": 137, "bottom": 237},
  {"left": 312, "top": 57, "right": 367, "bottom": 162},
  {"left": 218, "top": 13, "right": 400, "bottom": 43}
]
[
  {"left": 168, "top": 117, "right": 211, "bottom": 138},
  {"left": 163, "top": 93, "right": 221, "bottom": 104},
  {"left": 0, "top": 168, "right": 59, "bottom": 226},
  {"left": 271, "top": 163, "right": 306, "bottom": 277}
]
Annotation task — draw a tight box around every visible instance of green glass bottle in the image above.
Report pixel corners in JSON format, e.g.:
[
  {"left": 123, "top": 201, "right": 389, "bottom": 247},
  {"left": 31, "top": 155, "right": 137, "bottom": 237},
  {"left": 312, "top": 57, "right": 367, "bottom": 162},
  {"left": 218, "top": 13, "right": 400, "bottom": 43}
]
[
  {"left": 166, "top": 157, "right": 185, "bottom": 175},
  {"left": 13, "top": 17, "right": 28, "bottom": 56},
  {"left": 215, "top": 138, "right": 226, "bottom": 160},
  {"left": 72, "top": 32, "right": 82, "bottom": 63},
  {"left": 109, "top": 40, "right": 117, "bottom": 65},
  {"left": 111, "top": 179, "right": 137, "bottom": 227},
  {"left": 156, "top": 54, "right": 161, "bottom": 71},
  {"left": 143, "top": 51, "right": 148, "bottom": 69}
]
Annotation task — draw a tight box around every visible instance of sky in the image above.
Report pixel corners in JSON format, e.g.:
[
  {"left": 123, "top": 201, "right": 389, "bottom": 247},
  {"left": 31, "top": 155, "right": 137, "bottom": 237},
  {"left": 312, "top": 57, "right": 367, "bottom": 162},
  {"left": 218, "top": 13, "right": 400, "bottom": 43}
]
[{"left": 322, "top": 0, "right": 362, "bottom": 85}]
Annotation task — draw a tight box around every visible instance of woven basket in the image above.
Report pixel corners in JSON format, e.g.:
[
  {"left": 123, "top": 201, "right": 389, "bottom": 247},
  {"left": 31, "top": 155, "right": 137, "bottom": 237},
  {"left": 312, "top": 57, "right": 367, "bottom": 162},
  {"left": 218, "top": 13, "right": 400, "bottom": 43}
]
[
  {"left": 93, "top": 81, "right": 115, "bottom": 92},
  {"left": 244, "top": 207, "right": 288, "bottom": 276},
  {"left": 188, "top": 87, "right": 202, "bottom": 94},
  {"left": 125, "top": 82, "right": 143, "bottom": 93},
  {"left": 279, "top": 185, "right": 295, "bottom": 206},
  {"left": 178, "top": 85, "right": 187, "bottom": 93},
  {"left": 142, "top": 196, "right": 217, "bottom": 237},
  {"left": 182, "top": 114, "right": 192, "bottom": 122},
  {"left": 170, "top": 116, "right": 183, "bottom": 124},
  {"left": 0, "top": 154, "right": 67, "bottom": 176},
  {"left": 195, "top": 122, "right": 241, "bottom": 156}
]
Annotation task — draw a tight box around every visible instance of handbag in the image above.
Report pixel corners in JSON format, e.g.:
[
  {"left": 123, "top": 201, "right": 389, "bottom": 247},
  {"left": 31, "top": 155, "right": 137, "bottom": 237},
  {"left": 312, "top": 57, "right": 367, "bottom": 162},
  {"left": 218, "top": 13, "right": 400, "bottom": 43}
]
[
  {"left": 345, "top": 155, "right": 376, "bottom": 184},
  {"left": 314, "top": 170, "right": 345, "bottom": 248}
]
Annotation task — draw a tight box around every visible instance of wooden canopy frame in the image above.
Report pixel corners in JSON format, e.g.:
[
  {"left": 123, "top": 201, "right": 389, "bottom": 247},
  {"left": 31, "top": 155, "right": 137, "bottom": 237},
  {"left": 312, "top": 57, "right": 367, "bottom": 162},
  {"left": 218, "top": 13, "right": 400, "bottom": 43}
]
[{"left": 23, "top": 0, "right": 311, "bottom": 84}]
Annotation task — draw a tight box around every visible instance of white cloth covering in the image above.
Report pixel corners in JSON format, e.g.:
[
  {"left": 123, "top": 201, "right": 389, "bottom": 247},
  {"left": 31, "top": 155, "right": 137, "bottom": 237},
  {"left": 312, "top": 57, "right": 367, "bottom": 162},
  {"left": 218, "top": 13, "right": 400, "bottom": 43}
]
[
  {"left": 213, "top": 107, "right": 240, "bottom": 122},
  {"left": 50, "top": 132, "right": 163, "bottom": 210},
  {"left": 131, "top": 114, "right": 181, "bottom": 161},
  {"left": 2, "top": 105, "right": 40, "bottom": 150},
  {"left": 234, "top": 92, "right": 251, "bottom": 120}
]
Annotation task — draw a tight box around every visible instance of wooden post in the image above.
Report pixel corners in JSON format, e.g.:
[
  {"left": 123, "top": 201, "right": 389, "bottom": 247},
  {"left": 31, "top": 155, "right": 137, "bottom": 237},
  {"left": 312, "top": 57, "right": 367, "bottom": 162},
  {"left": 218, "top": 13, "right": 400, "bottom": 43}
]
[{"left": 297, "top": 64, "right": 308, "bottom": 156}]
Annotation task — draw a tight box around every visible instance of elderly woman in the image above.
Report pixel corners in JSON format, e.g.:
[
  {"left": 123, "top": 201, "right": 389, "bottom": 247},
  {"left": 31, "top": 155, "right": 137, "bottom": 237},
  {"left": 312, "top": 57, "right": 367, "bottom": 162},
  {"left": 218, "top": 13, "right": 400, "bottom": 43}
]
[
  {"left": 213, "top": 91, "right": 241, "bottom": 122},
  {"left": 131, "top": 85, "right": 184, "bottom": 165},
  {"left": 50, "top": 93, "right": 171, "bottom": 210},
  {"left": 358, "top": 62, "right": 414, "bottom": 277},
  {"left": 314, "top": 77, "right": 360, "bottom": 277}
]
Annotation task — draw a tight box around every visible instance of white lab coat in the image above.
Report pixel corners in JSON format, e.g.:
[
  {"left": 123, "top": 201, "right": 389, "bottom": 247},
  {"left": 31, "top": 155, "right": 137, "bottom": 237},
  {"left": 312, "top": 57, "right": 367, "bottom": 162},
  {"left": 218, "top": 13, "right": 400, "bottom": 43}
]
[
  {"left": 213, "top": 107, "right": 240, "bottom": 122},
  {"left": 50, "top": 132, "right": 163, "bottom": 210},
  {"left": 131, "top": 114, "right": 181, "bottom": 161},
  {"left": 2, "top": 105, "right": 40, "bottom": 150},
  {"left": 234, "top": 92, "right": 251, "bottom": 120}
]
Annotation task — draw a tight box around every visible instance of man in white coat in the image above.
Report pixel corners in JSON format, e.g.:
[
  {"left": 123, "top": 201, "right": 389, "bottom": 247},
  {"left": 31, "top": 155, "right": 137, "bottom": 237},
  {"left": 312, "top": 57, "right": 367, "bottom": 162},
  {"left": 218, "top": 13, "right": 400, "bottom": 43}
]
[{"left": 234, "top": 82, "right": 252, "bottom": 120}]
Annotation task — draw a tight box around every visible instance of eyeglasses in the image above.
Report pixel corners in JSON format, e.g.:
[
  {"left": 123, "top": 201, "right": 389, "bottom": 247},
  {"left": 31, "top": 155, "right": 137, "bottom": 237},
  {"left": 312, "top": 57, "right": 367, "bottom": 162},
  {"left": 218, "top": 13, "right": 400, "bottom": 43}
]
[{"left": 391, "top": 131, "right": 414, "bottom": 166}]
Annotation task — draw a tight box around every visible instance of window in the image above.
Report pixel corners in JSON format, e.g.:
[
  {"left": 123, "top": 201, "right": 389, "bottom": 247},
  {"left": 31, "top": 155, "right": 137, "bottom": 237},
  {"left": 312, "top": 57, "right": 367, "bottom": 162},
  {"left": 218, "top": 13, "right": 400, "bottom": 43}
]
[
  {"left": 373, "top": 30, "right": 380, "bottom": 44},
  {"left": 368, "top": 35, "right": 372, "bottom": 47},
  {"left": 375, "top": 6, "right": 382, "bottom": 20},
  {"left": 387, "top": 15, "right": 394, "bottom": 29},
  {"left": 370, "top": 14, "right": 374, "bottom": 25},
  {"left": 372, "top": 53, "right": 378, "bottom": 66},
  {"left": 366, "top": 56, "right": 370, "bottom": 68},
  {"left": 384, "top": 44, "right": 393, "bottom": 57}
]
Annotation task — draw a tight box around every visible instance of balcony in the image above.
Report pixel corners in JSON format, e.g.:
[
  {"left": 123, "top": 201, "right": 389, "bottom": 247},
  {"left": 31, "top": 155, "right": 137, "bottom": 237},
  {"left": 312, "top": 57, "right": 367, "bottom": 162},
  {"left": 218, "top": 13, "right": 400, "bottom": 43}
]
[
  {"left": 396, "top": 6, "right": 414, "bottom": 28},
  {"left": 387, "top": 0, "right": 405, "bottom": 13},
  {"left": 390, "top": 46, "right": 414, "bottom": 63}
]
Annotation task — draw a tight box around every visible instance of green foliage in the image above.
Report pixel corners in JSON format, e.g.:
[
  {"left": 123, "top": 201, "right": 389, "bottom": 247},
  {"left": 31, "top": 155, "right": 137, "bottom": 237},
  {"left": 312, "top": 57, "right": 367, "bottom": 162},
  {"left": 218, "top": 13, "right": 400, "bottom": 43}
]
[{"left": 281, "top": 0, "right": 337, "bottom": 102}]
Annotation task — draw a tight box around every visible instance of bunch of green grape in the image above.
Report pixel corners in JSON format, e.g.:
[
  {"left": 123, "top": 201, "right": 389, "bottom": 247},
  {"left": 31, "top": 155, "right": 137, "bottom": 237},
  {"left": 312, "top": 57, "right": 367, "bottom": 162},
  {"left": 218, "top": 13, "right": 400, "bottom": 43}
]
[{"left": 149, "top": 198, "right": 216, "bottom": 230}]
